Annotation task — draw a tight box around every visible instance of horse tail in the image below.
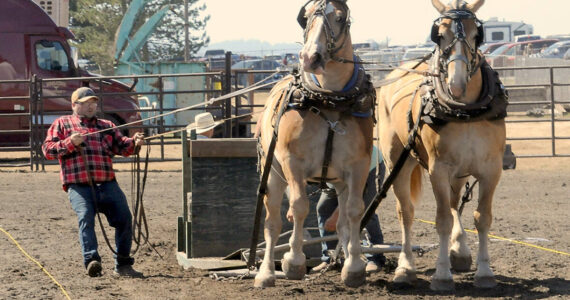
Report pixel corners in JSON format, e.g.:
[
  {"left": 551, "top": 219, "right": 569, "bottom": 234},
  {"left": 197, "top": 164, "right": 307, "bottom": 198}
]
[{"left": 410, "top": 164, "right": 423, "bottom": 205}]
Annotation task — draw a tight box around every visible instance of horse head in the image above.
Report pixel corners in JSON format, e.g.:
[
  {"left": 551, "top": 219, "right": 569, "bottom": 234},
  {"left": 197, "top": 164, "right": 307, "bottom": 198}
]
[
  {"left": 431, "top": 0, "right": 484, "bottom": 100},
  {"left": 298, "top": 0, "right": 352, "bottom": 75}
]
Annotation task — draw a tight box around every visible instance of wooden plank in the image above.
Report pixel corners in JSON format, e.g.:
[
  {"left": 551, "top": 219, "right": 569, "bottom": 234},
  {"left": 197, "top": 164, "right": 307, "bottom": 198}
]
[
  {"left": 176, "top": 254, "right": 247, "bottom": 271},
  {"left": 190, "top": 138, "right": 257, "bottom": 157}
]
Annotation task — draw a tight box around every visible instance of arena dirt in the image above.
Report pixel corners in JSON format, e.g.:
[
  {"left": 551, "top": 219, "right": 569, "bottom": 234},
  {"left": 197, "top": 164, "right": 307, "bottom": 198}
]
[{"left": 0, "top": 157, "right": 569, "bottom": 299}]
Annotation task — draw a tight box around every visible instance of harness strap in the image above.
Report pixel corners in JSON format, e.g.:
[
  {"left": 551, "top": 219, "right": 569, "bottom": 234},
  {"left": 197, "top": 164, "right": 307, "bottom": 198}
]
[
  {"left": 308, "top": 106, "right": 339, "bottom": 189},
  {"left": 320, "top": 126, "right": 335, "bottom": 189},
  {"left": 248, "top": 84, "right": 294, "bottom": 269}
]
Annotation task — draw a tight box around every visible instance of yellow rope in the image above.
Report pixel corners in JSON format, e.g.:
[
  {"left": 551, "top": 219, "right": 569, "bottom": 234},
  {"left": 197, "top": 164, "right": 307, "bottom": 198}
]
[
  {"left": 0, "top": 227, "right": 72, "bottom": 300},
  {"left": 415, "top": 218, "right": 570, "bottom": 257}
]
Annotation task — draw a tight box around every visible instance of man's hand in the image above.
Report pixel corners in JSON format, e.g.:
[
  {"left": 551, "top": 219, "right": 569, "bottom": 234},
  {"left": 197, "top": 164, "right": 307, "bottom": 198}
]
[
  {"left": 70, "top": 133, "right": 85, "bottom": 146},
  {"left": 132, "top": 132, "right": 145, "bottom": 147}
]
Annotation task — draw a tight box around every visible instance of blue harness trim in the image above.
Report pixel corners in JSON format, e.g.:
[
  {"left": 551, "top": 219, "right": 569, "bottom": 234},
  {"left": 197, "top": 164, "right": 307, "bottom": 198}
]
[{"left": 309, "top": 55, "right": 360, "bottom": 92}]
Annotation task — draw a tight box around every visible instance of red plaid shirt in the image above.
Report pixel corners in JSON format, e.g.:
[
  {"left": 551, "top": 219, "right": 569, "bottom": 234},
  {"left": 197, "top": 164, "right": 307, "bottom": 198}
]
[{"left": 42, "top": 114, "right": 136, "bottom": 191}]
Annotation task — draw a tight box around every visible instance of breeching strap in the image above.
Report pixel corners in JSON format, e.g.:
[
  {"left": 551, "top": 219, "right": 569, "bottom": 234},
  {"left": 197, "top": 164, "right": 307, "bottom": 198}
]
[{"left": 247, "top": 85, "right": 294, "bottom": 269}]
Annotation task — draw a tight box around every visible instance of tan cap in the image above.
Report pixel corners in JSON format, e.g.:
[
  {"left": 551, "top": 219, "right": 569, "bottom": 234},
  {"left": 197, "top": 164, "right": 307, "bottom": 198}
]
[{"left": 71, "top": 87, "right": 98, "bottom": 104}]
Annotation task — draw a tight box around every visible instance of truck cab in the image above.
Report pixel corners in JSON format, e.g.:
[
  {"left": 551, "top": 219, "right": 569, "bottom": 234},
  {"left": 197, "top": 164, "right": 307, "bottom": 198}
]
[{"left": 0, "top": 0, "right": 142, "bottom": 146}]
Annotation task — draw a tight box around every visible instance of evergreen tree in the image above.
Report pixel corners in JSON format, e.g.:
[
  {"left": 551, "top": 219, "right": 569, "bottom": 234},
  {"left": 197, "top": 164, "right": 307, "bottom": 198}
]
[{"left": 70, "top": 0, "right": 209, "bottom": 74}]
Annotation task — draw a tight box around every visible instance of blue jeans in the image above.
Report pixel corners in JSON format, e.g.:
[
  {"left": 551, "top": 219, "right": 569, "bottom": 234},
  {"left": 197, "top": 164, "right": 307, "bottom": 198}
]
[
  {"left": 316, "top": 162, "right": 386, "bottom": 265},
  {"left": 67, "top": 180, "right": 134, "bottom": 268}
]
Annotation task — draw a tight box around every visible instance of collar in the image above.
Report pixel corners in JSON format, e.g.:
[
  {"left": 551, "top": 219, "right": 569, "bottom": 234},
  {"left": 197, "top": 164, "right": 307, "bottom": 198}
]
[{"left": 309, "top": 55, "right": 360, "bottom": 92}]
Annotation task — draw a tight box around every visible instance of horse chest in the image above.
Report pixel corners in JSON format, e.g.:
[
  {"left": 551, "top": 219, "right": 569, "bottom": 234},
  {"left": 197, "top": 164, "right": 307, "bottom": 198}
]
[{"left": 422, "top": 121, "right": 505, "bottom": 172}]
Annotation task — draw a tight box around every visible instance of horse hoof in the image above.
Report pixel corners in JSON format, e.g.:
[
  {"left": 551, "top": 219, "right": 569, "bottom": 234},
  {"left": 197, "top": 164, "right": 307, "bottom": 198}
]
[
  {"left": 254, "top": 274, "right": 275, "bottom": 288},
  {"left": 430, "top": 279, "right": 455, "bottom": 291},
  {"left": 282, "top": 260, "right": 306, "bottom": 280},
  {"left": 450, "top": 251, "right": 472, "bottom": 272},
  {"left": 393, "top": 267, "right": 417, "bottom": 285},
  {"left": 474, "top": 276, "right": 497, "bottom": 288},
  {"left": 341, "top": 268, "right": 366, "bottom": 287}
]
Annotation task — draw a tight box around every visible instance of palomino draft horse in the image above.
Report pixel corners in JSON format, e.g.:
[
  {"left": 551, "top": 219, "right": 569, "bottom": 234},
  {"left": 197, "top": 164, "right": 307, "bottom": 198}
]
[
  {"left": 377, "top": 0, "right": 508, "bottom": 291},
  {"left": 254, "top": 0, "right": 376, "bottom": 288}
]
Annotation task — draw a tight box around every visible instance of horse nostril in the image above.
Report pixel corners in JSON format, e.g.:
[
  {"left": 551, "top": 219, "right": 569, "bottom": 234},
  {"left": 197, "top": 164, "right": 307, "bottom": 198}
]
[{"left": 310, "top": 53, "right": 323, "bottom": 69}]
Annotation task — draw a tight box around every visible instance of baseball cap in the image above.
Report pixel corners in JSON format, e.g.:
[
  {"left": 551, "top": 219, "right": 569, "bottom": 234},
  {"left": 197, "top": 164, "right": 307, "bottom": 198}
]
[{"left": 71, "top": 87, "right": 99, "bottom": 104}]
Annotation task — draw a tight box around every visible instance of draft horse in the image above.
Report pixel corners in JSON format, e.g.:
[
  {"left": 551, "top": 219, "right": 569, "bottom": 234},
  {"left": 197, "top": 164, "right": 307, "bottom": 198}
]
[
  {"left": 377, "top": 0, "right": 508, "bottom": 291},
  {"left": 254, "top": 0, "right": 376, "bottom": 288}
]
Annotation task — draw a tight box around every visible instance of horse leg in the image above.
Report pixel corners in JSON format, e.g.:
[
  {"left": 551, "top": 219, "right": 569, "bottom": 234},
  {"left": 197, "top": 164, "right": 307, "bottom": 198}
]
[
  {"left": 391, "top": 161, "right": 420, "bottom": 285},
  {"left": 254, "top": 172, "right": 287, "bottom": 288},
  {"left": 449, "top": 177, "right": 472, "bottom": 272},
  {"left": 473, "top": 167, "right": 501, "bottom": 288},
  {"left": 281, "top": 174, "right": 309, "bottom": 280},
  {"left": 429, "top": 167, "right": 455, "bottom": 291},
  {"left": 339, "top": 166, "right": 367, "bottom": 287},
  {"left": 332, "top": 182, "right": 349, "bottom": 258}
]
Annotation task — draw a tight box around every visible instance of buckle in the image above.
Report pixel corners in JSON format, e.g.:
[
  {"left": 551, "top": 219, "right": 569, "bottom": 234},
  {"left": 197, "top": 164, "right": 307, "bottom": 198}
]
[
  {"left": 309, "top": 106, "right": 321, "bottom": 116},
  {"left": 327, "top": 120, "right": 346, "bottom": 135}
]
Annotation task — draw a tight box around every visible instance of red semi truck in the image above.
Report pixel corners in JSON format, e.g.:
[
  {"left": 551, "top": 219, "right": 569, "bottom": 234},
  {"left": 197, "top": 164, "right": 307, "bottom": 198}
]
[{"left": 0, "top": 0, "right": 142, "bottom": 147}]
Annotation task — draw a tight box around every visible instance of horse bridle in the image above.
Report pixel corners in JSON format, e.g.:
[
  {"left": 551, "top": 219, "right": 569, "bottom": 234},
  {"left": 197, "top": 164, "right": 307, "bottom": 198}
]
[
  {"left": 432, "top": 9, "right": 483, "bottom": 81},
  {"left": 297, "top": 0, "right": 351, "bottom": 63}
]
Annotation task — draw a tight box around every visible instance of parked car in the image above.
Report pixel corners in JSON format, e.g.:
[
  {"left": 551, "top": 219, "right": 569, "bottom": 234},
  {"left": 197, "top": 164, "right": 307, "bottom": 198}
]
[
  {"left": 479, "top": 42, "right": 508, "bottom": 55},
  {"left": 231, "top": 59, "right": 283, "bottom": 87},
  {"left": 0, "top": 0, "right": 143, "bottom": 147},
  {"left": 486, "top": 39, "right": 559, "bottom": 67},
  {"left": 488, "top": 39, "right": 559, "bottom": 57},
  {"left": 539, "top": 41, "right": 570, "bottom": 59},
  {"left": 563, "top": 48, "right": 570, "bottom": 60},
  {"left": 514, "top": 35, "right": 542, "bottom": 43}
]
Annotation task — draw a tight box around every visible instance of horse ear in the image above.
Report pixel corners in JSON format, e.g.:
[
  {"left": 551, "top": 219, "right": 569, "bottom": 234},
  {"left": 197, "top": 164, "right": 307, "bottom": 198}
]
[
  {"left": 466, "top": 0, "right": 485, "bottom": 13},
  {"left": 431, "top": 0, "right": 447, "bottom": 14}
]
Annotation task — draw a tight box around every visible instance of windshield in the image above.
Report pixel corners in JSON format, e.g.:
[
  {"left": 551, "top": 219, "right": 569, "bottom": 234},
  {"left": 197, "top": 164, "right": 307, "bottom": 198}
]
[
  {"left": 489, "top": 44, "right": 511, "bottom": 56},
  {"left": 542, "top": 42, "right": 567, "bottom": 55},
  {"left": 35, "top": 40, "right": 70, "bottom": 72}
]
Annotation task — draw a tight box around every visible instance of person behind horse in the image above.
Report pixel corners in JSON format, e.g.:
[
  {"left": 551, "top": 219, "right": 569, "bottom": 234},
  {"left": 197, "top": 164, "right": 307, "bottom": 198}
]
[
  {"left": 42, "top": 87, "right": 145, "bottom": 278},
  {"left": 187, "top": 112, "right": 220, "bottom": 139},
  {"left": 311, "top": 145, "right": 386, "bottom": 274}
]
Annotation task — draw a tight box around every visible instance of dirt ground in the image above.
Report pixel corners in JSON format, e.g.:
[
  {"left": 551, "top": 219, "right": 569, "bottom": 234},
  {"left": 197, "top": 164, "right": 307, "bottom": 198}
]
[{"left": 1, "top": 146, "right": 569, "bottom": 299}]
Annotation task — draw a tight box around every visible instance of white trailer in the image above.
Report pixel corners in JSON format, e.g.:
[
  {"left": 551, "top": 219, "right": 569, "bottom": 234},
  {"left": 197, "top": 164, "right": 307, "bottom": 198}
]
[{"left": 483, "top": 17, "right": 534, "bottom": 43}]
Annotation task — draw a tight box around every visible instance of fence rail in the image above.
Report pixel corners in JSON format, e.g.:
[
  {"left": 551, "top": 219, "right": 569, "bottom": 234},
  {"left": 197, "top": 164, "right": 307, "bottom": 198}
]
[{"left": 1, "top": 59, "right": 569, "bottom": 170}]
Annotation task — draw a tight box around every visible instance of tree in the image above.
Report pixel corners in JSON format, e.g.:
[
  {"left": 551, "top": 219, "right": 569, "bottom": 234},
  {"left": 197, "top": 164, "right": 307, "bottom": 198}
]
[
  {"left": 142, "top": 0, "right": 210, "bottom": 61},
  {"left": 70, "top": 0, "right": 125, "bottom": 73},
  {"left": 69, "top": 0, "right": 209, "bottom": 74}
]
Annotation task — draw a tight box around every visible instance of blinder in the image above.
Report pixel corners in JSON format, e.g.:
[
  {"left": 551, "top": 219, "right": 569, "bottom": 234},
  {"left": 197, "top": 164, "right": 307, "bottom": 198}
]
[
  {"left": 297, "top": 0, "right": 312, "bottom": 29},
  {"left": 430, "top": 9, "right": 484, "bottom": 47},
  {"left": 297, "top": 0, "right": 350, "bottom": 31}
]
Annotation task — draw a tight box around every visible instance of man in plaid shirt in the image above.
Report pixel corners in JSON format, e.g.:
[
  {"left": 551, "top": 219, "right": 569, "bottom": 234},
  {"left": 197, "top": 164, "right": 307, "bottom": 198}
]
[{"left": 42, "top": 87, "right": 144, "bottom": 278}]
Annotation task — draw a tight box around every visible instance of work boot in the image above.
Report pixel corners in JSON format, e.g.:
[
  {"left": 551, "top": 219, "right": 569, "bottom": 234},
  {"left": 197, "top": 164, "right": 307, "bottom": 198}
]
[
  {"left": 365, "top": 261, "right": 382, "bottom": 273},
  {"left": 87, "top": 261, "right": 102, "bottom": 277},
  {"left": 309, "top": 262, "right": 329, "bottom": 274},
  {"left": 113, "top": 265, "right": 143, "bottom": 278}
]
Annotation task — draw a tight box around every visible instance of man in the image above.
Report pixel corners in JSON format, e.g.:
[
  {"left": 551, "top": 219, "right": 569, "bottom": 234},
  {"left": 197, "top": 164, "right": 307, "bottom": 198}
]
[
  {"left": 311, "top": 145, "right": 386, "bottom": 273},
  {"left": 187, "top": 112, "right": 221, "bottom": 139},
  {"left": 42, "top": 87, "right": 144, "bottom": 278}
]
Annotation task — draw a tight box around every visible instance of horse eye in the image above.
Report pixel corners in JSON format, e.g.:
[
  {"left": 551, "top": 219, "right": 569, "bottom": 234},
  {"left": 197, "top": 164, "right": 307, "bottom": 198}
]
[{"left": 335, "top": 16, "right": 344, "bottom": 23}]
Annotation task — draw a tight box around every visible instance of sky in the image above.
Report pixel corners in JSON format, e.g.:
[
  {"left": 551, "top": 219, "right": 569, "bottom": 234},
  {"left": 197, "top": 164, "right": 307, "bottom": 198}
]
[{"left": 197, "top": 0, "right": 567, "bottom": 48}]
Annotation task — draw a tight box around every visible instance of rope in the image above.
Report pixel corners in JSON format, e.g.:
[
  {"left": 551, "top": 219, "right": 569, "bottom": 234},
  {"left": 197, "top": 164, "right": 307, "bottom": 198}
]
[
  {"left": 142, "top": 111, "right": 260, "bottom": 141},
  {"left": 82, "top": 71, "right": 281, "bottom": 137},
  {"left": 0, "top": 227, "right": 71, "bottom": 300},
  {"left": 416, "top": 218, "right": 570, "bottom": 257}
]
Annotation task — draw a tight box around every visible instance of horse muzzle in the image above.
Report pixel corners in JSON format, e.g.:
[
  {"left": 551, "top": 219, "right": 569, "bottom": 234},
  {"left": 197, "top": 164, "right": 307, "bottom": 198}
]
[{"left": 300, "top": 51, "right": 325, "bottom": 75}]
